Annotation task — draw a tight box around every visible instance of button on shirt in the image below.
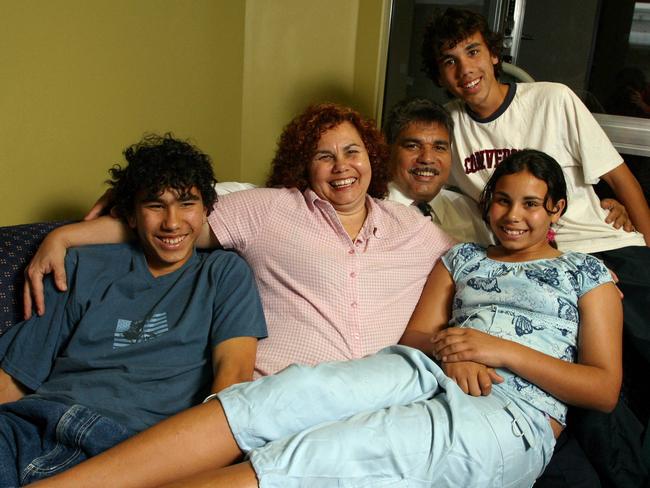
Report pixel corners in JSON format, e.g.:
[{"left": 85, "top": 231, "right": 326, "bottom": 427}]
[{"left": 208, "top": 187, "right": 455, "bottom": 377}]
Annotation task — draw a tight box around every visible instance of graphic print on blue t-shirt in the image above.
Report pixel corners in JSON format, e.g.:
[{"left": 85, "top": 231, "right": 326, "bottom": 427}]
[{"left": 113, "top": 312, "right": 169, "bottom": 348}]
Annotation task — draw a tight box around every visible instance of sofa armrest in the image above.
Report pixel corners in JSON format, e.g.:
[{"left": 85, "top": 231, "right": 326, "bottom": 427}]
[{"left": 0, "top": 221, "right": 71, "bottom": 335}]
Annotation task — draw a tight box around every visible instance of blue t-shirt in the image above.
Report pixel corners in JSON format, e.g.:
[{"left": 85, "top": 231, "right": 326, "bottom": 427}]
[
  {"left": 0, "top": 243, "right": 267, "bottom": 432},
  {"left": 442, "top": 243, "right": 612, "bottom": 424}
]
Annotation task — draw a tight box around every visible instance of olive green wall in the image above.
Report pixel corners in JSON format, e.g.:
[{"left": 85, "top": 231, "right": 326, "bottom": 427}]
[
  {"left": 240, "top": 0, "right": 390, "bottom": 185},
  {"left": 0, "top": 0, "right": 389, "bottom": 225}
]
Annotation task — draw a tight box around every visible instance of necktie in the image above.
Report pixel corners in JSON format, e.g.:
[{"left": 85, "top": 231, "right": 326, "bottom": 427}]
[{"left": 416, "top": 201, "right": 433, "bottom": 218}]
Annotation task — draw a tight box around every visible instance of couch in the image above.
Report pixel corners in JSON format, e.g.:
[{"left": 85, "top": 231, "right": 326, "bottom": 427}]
[
  {"left": 0, "top": 221, "right": 646, "bottom": 487},
  {"left": 0, "top": 221, "right": 69, "bottom": 335}
]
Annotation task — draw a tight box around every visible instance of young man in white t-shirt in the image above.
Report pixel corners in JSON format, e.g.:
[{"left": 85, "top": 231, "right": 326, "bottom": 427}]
[{"left": 421, "top": 7, "right": 650, "bottom": 488}]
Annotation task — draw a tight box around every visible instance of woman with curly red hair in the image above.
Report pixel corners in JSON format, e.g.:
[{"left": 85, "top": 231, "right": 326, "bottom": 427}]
[
  {"left": 23, "top": 103, "right": 454, "bottom": 486},
  {"left": 267, "top": 103, "right": 390, "bottom": 200},
  {"left": 201, "top": 103, "right": 453, "bottom": 378}
]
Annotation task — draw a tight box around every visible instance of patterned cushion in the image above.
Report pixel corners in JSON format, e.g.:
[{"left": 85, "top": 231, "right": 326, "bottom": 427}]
[{"left": 0, "top": 222, "right": 70, "bottom": 336}]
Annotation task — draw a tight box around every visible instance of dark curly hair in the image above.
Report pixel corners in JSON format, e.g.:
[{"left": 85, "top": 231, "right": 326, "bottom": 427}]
[
  {"left": 383, "top": 98, "right": 453, "bottom": 145},
  {"left": 108, "top": 133, "right": 218, "bottom": 219},
  {"left": 479, "top": 149, "right": 568, "bottom": 223},
  {"left": 421, "top": 8, "right": 503, "bottom": 86},
  {"left": 266, "top": 103, "right": 390, "bottom": 199}
]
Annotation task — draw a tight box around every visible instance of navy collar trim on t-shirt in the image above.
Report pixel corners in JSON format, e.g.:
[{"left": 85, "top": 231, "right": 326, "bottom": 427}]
[
  {"left": 465, "top": 83, "right": 517, "bottom": 123},
  {"left": 134, "top": 244, "right": 199, "bottom": 284}
]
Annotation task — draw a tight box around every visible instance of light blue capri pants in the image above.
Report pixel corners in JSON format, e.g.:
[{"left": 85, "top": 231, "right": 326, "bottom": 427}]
[{"left": 216, "top": 346, "right": 556, "bottom": 487}]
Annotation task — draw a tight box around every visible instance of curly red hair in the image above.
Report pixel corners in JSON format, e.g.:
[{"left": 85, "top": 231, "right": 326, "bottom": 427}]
[{"left": 266, "top": 103, "right": 389, "bottom": 198}]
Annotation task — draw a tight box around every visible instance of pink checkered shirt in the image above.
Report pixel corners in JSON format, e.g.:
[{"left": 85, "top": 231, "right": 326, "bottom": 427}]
[{"left": 208, "top": 187, "right": 455, "bottom": 377}]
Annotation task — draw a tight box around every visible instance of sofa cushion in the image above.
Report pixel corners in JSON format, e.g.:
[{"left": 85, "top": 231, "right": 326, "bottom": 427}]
[{"left": 0, "top": 222, "right": 69, "bottom": 336}]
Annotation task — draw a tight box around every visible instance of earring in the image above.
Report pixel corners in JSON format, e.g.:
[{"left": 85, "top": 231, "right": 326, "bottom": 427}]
[{"left": 546, "top": 226, "right": 557, "bottom": 243}]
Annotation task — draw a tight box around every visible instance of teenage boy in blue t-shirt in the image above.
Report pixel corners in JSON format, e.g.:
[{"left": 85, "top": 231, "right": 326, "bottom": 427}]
[{"left": 0, "top": 134, "right": 267, "bottom": 486}]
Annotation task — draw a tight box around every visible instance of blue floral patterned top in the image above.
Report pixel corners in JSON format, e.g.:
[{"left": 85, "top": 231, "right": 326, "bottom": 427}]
[{"left": 442, "top": 243, "right": 612, "bottom": 424}]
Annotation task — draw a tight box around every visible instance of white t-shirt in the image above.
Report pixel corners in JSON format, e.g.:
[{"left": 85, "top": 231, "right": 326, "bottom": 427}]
[
  {"left": 387, "top": 182, "right": 494, "bottom": 246},
  {"left": 446, "top": 81, "right": 645, "bottom": 253}
]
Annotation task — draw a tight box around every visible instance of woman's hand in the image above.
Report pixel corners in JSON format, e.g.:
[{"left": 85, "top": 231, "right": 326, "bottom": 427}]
[
  {"left": 23, "top": 216, "right": 132, "bottom": 319},
  {"left": 442, "top": 360, "right": 503, "bottom": 396},
  {"left": 433, "top": 328, "right": 513, "bottom": 367},
  {"left": 23, "top": 230, "right": 69, "bottom": 319},
  {"left": 26, "top": 188, "right": 114, "bottom": 318}
]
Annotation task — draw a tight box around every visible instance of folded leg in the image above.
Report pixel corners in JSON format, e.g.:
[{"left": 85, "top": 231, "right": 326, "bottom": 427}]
[{"left": 218, "top": 345, "right": 445, "bottom": 452}]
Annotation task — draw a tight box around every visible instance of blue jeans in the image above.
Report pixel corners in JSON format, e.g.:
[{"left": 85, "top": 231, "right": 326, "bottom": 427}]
[{"left": 0, "top": 397, "right": 133, "bottom": 487}]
